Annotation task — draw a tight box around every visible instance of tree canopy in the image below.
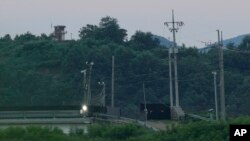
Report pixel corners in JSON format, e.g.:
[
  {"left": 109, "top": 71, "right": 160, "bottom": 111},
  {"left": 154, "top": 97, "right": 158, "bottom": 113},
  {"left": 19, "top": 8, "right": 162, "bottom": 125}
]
[
  {"left": 129, "top": 31, "right": 160, "bottom": 50},
  {"left": 79, "top": 16, "right": 127, "bottom": 43},
  {"left": 0, "top": 16, "right": 249, "bottom": 117}
]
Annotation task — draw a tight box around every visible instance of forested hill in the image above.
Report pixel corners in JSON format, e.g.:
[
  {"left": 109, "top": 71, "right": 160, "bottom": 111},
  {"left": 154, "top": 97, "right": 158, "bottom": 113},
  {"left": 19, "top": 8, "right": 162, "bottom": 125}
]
[{"left": 0, "top": 16, "right": 250, "bottom": 116}]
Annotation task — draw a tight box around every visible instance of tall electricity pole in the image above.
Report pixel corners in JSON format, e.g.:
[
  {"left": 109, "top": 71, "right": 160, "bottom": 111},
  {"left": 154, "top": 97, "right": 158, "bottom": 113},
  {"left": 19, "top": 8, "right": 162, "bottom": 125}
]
[
  {"left": 164, "top": 10, "right": 184, "bottom": 107},
  {"left": 111, "top": 56, "right": 115, "bottom": 107},
  {"left": 169, "top": 47, "right": 173, "bottom": 108},
  {"left": 217, "top": 30, "right": 226, "bottom": 121},
  {"left": 212, "top": 71, "right": 219, "bottom": 121}
]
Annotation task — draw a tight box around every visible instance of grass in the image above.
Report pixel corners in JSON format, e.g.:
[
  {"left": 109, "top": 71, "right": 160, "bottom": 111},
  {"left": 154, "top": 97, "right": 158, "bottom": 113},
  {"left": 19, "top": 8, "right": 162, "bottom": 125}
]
[{"left": 0, "top": 116, "right": 248, "bottom": 141}]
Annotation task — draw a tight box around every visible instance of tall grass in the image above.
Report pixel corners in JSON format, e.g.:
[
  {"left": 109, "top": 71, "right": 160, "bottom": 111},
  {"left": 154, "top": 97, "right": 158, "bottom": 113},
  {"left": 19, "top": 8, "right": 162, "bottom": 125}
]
[{"left": 0, "top": 117, "right": 249, "bottom": 141}]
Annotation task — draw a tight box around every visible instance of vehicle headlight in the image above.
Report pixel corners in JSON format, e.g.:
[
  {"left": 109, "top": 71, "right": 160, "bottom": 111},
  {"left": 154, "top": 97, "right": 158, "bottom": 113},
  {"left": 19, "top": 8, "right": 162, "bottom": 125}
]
[{"left": 82, "top": 105, "right": 88, "bottom": 112}]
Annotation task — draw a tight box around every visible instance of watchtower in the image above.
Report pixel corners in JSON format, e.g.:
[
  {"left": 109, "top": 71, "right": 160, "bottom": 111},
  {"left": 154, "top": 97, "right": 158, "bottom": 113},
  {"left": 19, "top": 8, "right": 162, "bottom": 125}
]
[{"left": 53, "top": 25, "right": 66, "bottom": 41}]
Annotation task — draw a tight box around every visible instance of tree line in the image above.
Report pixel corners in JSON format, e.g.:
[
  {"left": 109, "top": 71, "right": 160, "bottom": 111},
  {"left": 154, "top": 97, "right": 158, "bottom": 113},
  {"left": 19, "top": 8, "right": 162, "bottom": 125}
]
[{"left": 0, "top": 16, "right": 249, "bottom": 117}]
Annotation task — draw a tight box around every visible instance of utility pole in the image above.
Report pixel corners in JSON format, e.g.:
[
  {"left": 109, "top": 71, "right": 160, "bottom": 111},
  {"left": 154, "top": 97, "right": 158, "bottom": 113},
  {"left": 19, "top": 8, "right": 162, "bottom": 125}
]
[
  {"left": 212, "top": 71, "right": 219, "bottom": 121},
  {"left": 111, "top": 56, "right": 115, "bottom": 107},
  {"left": 217, "top": 30, "right": 226, "bottom": 121},
  {"left": 164, "top": 10, "right": 184, "bottom": 107},
  {"left": 81, "top": 69, "right": 87, "bottom": 105},
  {"left": 86, "top": 61, "right": 94, "bottom": 105},
  {"left": 143, "top": 82, "right": 148, "bottom": 125},
  {"left": 169, "top": 47, "right": 173, "bottom": 108}
]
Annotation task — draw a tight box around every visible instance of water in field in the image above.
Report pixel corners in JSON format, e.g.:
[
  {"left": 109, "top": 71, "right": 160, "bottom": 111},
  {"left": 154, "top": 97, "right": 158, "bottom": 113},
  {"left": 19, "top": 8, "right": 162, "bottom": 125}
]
[
  {"left": 56, "top": 124, "right": 88, "bottom": 134},
  {"left": 0, "top": 124, "right": 88, "bottom": 134}
]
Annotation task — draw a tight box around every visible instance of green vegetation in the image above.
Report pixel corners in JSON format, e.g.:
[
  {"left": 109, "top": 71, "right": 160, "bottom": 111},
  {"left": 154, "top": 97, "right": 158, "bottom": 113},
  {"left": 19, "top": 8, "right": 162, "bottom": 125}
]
[
  {"left": 0, "top": 116, "right": 248, "bottom": 141},
  {"left": 0, "top": 16, "right": 250, "bottom": 117}
]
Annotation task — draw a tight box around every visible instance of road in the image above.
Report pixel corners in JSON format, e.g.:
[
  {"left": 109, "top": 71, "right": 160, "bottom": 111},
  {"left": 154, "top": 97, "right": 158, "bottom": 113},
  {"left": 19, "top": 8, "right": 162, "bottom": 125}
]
[{"left": 0, "top": 117, "right": 91, "bottom": 125}]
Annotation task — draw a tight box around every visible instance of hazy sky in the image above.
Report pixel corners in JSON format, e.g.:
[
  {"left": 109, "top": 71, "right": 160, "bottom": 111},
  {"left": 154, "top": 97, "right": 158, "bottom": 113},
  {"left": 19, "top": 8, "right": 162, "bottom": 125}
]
[{"left": 0, "top": 0, "right": 249, "bottom": 47}]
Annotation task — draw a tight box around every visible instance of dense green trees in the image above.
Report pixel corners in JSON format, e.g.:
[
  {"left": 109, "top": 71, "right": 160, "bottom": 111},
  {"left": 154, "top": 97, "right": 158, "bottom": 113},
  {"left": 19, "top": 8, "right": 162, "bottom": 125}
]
[
  {"left": 0, "top": 17, "right": 250, "bottom": 117},
  {"left": 79, "top": 16, "right": 127, "bottom": 43},
  {"left": 129, "top": 31, "right": 160, "bottom": 50},
  {"left": 239, "top": 35, "right": 250, "bottom": 50},
  {"left": 0, "top": 34, "right": 12, "bottom": 42}
]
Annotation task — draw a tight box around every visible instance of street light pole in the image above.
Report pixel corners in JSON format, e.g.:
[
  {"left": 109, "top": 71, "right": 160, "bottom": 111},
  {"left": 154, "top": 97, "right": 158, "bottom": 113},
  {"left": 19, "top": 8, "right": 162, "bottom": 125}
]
[
  {"left": 80, "top": 69, "right": 87, "bottom": 105},
  {"left": 212, "top": 71, "right": 219, "bottom": 121},
  {"left": 86, "top": 61, "right": 94, "bottom": 105}
]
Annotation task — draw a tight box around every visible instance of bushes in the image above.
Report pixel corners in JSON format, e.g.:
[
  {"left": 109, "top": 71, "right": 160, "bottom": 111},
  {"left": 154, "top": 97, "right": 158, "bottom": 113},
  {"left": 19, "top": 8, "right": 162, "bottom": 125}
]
[
  {"left": 0, "top": 124, "right": 150, "bottom": 141},
  {"left": 0, "top": 117, "right": 249, "bottom": 141},
  {"left": 0, "top": 126, "right": 68, "bottom": 141},
  {"left": 160, "top": 121, "right": 229, "bottom": 141},
  {"left": 88, "top": 124, "right": 147, "bottom": 140}
]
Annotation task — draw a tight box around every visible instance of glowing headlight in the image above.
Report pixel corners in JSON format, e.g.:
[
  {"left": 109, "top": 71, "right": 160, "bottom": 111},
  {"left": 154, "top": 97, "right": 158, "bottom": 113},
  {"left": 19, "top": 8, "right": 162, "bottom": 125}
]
[{"left": 82, "top": 105, "right": 88, "bottom": 112}]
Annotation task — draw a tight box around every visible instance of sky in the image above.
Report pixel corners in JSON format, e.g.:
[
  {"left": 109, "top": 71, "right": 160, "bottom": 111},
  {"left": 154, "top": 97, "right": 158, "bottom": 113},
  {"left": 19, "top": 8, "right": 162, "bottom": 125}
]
[{"left": 0, "top": 0, "right": 250, "bottom": 48}]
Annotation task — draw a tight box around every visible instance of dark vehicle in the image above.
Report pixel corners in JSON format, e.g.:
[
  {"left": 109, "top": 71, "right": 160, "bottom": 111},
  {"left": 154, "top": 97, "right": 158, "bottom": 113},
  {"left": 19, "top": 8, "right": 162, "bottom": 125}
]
[{"left": 140, "top": 103, "right": 170, "bottom": 120}]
